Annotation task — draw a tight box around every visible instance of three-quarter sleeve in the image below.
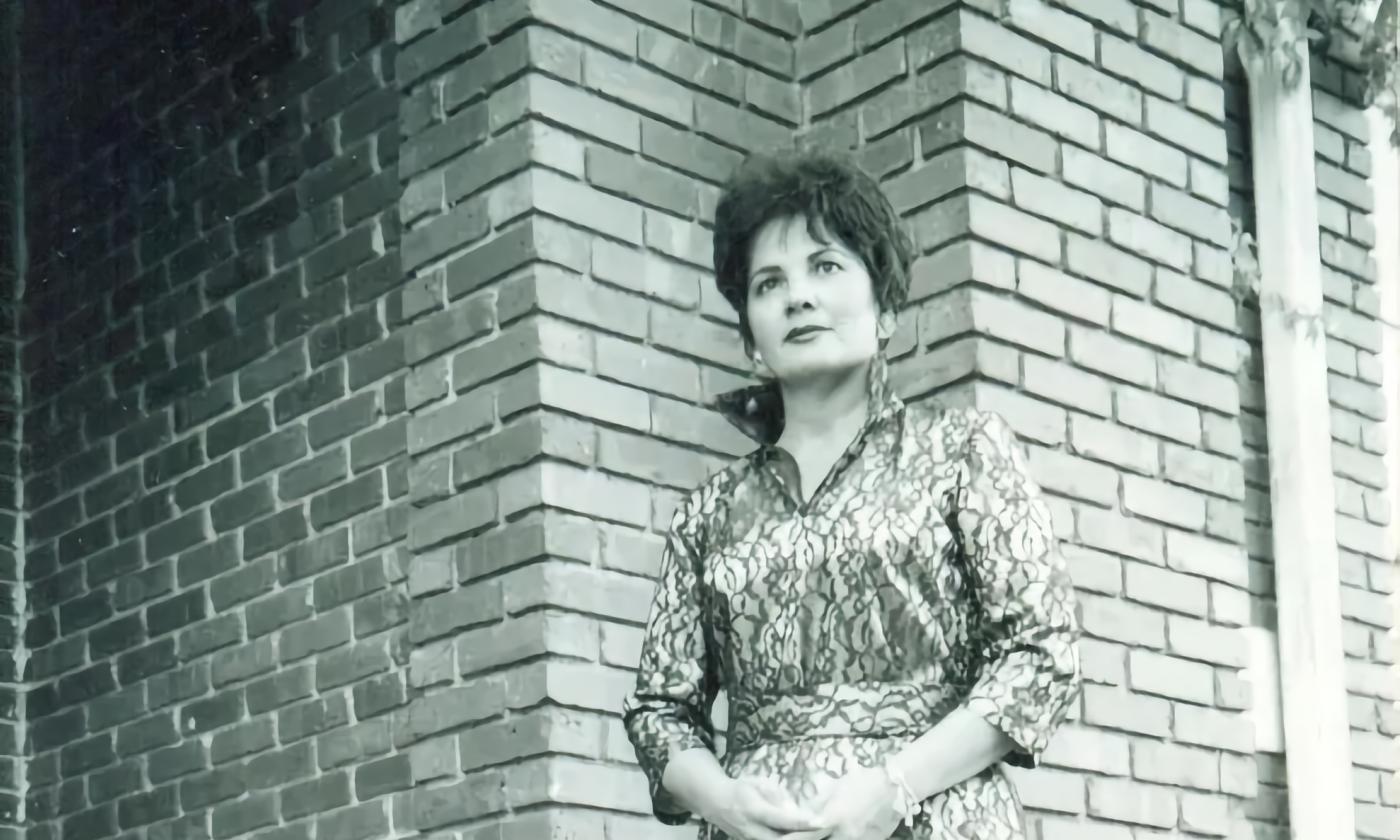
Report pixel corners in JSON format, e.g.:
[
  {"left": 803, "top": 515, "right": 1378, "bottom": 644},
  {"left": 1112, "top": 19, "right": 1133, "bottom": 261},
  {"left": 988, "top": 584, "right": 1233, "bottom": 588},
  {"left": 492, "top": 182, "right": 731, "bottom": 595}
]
[
  {"left": 954, "top": 409, "right": 1082, "bottom": 768},
  {"left": 622, "top": 505, "right": 720, "bottom": 825}
]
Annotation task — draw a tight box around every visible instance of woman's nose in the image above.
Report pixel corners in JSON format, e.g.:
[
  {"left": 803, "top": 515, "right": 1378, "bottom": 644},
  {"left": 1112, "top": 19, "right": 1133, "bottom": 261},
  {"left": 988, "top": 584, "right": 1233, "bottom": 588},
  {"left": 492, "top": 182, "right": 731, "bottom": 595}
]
[{"left": 784, "top": 274, "right": 816, "bottom": 312}]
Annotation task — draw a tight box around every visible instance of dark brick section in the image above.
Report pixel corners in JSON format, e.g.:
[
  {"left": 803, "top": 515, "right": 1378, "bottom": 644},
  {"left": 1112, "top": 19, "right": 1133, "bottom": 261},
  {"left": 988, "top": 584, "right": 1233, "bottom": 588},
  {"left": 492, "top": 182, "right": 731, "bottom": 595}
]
[{"left": 17, "top": 0, "right": 408, "bottom": 836}]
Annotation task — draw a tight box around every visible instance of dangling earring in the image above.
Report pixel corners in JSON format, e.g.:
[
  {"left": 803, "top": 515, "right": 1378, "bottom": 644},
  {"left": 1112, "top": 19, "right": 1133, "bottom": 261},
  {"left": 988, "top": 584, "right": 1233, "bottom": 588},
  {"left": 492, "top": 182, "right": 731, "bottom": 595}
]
[{"left": 752, "top": 352, "right": 764, "bottom": 368}]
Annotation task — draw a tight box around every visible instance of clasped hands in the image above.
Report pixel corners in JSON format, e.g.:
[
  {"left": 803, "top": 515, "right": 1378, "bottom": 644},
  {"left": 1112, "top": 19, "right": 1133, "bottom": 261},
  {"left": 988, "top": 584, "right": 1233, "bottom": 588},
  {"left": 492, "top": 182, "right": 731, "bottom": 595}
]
[{"left": 704, "top": 767, "right": 907, "bottom": 840}]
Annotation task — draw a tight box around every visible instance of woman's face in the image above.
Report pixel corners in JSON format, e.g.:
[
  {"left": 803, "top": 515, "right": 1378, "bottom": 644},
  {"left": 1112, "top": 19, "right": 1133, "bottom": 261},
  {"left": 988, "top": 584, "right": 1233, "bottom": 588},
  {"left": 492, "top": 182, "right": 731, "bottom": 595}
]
[{"left": 744, "top": 214, "right": 891, "bottom": 384}]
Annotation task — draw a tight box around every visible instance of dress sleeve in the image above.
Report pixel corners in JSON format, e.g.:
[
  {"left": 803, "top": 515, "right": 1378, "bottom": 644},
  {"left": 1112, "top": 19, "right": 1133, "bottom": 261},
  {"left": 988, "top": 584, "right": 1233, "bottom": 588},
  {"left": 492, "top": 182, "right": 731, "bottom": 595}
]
[
  {"left": 954, "top": 409, "right": 1082, "bottom": 768},
  {"left": 622, "top": 504, "right": 721, "bottom": 824}
]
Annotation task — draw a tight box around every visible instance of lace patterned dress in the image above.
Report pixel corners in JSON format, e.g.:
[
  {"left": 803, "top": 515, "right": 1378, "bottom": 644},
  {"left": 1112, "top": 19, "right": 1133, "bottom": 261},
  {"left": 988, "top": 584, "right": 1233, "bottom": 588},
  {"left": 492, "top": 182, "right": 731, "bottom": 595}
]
[{"left": 622, "top": 356, "right": 1082, "bottom": 839}]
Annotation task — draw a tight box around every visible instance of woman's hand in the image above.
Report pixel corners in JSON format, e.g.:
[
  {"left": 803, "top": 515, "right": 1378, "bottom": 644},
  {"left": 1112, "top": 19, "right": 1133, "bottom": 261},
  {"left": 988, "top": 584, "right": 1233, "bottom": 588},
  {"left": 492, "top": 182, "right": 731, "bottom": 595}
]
[
  {"left": 701, "top": 776, "right": 828, "bottom": 840},
  {"left": 780, "top": 766, "right": 904, "bottom": 840}
]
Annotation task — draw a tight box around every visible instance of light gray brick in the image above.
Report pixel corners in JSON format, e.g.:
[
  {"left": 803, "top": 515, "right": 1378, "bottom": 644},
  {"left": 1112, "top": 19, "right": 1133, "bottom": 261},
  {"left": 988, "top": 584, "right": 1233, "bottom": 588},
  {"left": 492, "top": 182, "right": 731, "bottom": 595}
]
[
  {"left": 1202, "top": 413, "right": 1243, "bottom": 458},
  {"left": 1012, "top": 168, "right": 1103, "bottom": 235},
  {"left": 1208, "top": 581, "right": 1251, "bottom": 627},
  {"left": 1166, "top": 529, "right": 1249, "bottom": 587},
  {"left": 1155, "top": 269, "right": 1236, "bottom": 330},
  {"left": 1181, "top": 0, "right": 1223, "bottom": 34},
  {"left": 1068, "top": 326, "right": 1159, "bottom": 392},
  {"left": 1164, "top": 443, "right": 1244, "bottom": 500},
  {"left": 1193, "top": 241, "right": 1234, "bottom": 289},
  {"left": 1167, "top": 615, "right": 1248, "bottom": 669},
  {"left": 1313, "top": 89, "right": 1370, "bottom": 142},
  {"left": 1159, "top": 357, "right": 1239, "bottom": 415},
  {"left": 1086, "top": 776, "right": 1177, "bottom": 827},
  {"left": 1004, "top": 0, "right": 1095, "bottom": 57},
  {"left": 958, "top": 102, "right": 1060, "bottom": 175},
  {"left": 1328, "top": 374, "right": 1386, "bottom": 421},
  {"left": 1042, "top": 724, "right": 1132, "bottom": 776},
  {"left": 1106, "top": 122, "right": 1188, "bottom": 187},
  {"left": 807, "top": 40, "right": 905, "bottom": 117},
  {"left": 1196, "top": 327, "right": 1246, "bottom": 374},
  {"left": 1317, "top": 160, "right": 1375, "bottom": 212},
  {"left": 1180, "top": 792, "right": 1232, "bottom": 838},
  {"left": 1220, "top": 752, "right": 1258, "bottom": 798},
  {"left": 1141, "top": 12, "right": 1224, "bottom": 78},
  {"left": 1186, "top": 76, "right": 1226, "bottom": 123},
  {"left": 638, "top": 29, "right": 742, "bottom": 101},
  {"left": 1327, "top": 303, "right": 1383, "bottom": 352},
  {"left": 1129, "top": 649, "right": 1214, "bottom": 703},
  {"left": 1188, "top": 159, "right": 1230, "bottom": 208},
  {"left": 971, "top": 383, "right": 1068, "bottom": 446},
  {"left": 1107, "top": 208, "right": 1193, "bottom": 273},
  {"left": 1023, "top": 355, "right": 1113, "bottom": 416},
  {"left": 1028, "top": 446, "right": 1119, "bottom": 504},
  {"left": 1010, "top": 767, "right": 1088, "bottom": 815},
  {"left": 796, "top": 17, "right": 853, "bottom": 78},
  {"left": 967, "top": 195, "right": 1062, "bottom": 263},
  {"left": 919, "top": 288, "right": 1060, "bottom": 360},
  {"left": 1055, "top": 55, "right": 1142, "bottom": 124},
  {"left": 1111, "top": 296, "right": 1193, "bottom": 355},
  {"left": 888, "top": 147, "right": 1008, "bottom": 215},
  {"left": 1082, "top": 684, "right": 1171, "bottom": 738},
  {"left": 1149, "top": 184, "right": 1231, "bottom": 247},
  {"left": 1063, "top": 146, "right": 1146, "bottom": 212},
  {"left": 1327, "top": 338, "right": 1360, "bottom": 377},
  {"left": 1063, "top": 544, "right": 1125, "bottom": 595},
  {"left": 947, "top": 9, "right": 1053, "bottom": 85},
  {"left": 583, "top": 48, "right": 690, "bottom": 126},
  {"left": 1066, "top": 234, "right": 1153, "bottom": 297},
  {"left": 1077, "top": 506, "right": 1165, "bottom": 565},
  {"left": 1018, "top": 260, "right": 1110, "bottom": 325},
  {"left": 746, "top": 70, "right": 798, "bottom": 124},
  {"left": 1010, "top": 78, "right": 1101, "bottom": 151},
  {"left": 1146, "top": 96, "right": 1227, "bottom": 164},
  {"left": 1125, "top": 561, "right": 1209, "bottom": 615},
  {"left": 1079, "top": 638, "right": 1128, "bottom": 686},
  {"left": 1116, "top": 386, "right": 1201, "bottom": 445},
  {"left": 1100, "top": 35, "right": 1184, "bottom": 100},
  {"left": 1069, "top": 413, "right": 1160, "bottom": 474},
  {"left": 1204, "top": 497, "right": 1245, "bottom": 545}
]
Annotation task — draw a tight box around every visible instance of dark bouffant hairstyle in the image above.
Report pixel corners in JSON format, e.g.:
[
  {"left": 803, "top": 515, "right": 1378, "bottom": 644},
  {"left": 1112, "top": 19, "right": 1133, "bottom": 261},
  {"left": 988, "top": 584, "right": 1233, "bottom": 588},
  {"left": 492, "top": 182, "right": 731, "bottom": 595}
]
[{"left": 712, "top": 148, "right": 914, "bottom": 349}]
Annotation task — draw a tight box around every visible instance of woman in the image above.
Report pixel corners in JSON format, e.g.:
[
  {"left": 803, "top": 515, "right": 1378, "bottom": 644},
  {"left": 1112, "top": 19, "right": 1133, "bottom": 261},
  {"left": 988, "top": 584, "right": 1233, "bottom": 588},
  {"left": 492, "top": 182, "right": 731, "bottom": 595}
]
[{"left": 622, "top": 149, "right": 1082, "bottom": 840}]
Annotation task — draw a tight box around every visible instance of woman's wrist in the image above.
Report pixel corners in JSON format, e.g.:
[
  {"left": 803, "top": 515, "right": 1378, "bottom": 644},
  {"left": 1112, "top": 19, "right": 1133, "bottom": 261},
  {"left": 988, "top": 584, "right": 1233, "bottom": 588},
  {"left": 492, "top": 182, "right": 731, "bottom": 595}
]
[{"left": 692, "top": 774, "right": 737, "bottom": 823}]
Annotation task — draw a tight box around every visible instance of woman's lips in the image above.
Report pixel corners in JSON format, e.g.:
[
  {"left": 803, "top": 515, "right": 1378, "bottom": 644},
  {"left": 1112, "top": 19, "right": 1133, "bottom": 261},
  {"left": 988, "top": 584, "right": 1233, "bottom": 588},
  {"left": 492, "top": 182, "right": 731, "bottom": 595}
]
[{"left": 785, "top": 327, "right": 828, "bottom": 341}]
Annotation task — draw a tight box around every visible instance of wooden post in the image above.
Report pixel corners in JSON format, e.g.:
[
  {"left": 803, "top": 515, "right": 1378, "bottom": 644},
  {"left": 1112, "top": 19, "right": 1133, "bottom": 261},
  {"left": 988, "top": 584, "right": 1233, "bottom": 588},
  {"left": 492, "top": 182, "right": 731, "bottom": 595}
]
[{"left": 1239, "top": 24, "right": 1358, "bottom": 840}]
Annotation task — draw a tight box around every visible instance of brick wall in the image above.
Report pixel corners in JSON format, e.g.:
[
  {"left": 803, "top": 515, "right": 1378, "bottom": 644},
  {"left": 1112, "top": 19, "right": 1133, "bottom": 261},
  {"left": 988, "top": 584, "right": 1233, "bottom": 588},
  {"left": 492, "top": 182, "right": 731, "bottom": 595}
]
[
  {"left": 393, "top": 0, "right": 1397, "bottom": 838},
  {"left": 17, "top": 1, "right": 409, "bottom": 838},
  {"left": 392, "top": 1, "right": 774, "bottom": 836},
  {"left": 6, "top": 1, "right": 1396, "bottom": 839},
  {"left": 1, "top": 0, "right": 24, "bottom": 835}
]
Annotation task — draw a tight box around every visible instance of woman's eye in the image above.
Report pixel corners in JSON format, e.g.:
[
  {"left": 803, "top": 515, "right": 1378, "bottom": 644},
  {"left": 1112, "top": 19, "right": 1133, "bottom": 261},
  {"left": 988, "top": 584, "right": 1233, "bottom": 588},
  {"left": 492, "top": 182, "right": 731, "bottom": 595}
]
[
  {"left": 816, "top": 260, "right": 841, "bottom": 274},
  {"left": 752, "top": 276, "right": 778, "bottom": 295}
]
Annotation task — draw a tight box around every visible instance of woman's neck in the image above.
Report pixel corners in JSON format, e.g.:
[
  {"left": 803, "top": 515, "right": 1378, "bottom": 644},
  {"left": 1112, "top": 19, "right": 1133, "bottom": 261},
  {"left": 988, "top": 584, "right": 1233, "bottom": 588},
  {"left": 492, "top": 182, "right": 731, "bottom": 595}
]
[{"left": 775, "top": 362, "right": 871, "bottom": 453}]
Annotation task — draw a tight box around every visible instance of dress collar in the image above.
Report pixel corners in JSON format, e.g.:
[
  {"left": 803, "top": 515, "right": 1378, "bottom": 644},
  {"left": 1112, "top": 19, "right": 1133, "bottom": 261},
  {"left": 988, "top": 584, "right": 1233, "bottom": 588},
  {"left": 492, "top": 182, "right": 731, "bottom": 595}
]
[{"left": 712, "top": 353, "right": 904, "bottom": 447}]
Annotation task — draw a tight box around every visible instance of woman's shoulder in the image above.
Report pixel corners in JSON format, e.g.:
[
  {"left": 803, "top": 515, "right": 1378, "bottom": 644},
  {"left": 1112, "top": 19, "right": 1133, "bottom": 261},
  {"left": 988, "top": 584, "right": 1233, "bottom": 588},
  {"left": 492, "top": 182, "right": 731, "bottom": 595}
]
[{"left": 900, "top": 400, "right": 1014, "bottom": 452}]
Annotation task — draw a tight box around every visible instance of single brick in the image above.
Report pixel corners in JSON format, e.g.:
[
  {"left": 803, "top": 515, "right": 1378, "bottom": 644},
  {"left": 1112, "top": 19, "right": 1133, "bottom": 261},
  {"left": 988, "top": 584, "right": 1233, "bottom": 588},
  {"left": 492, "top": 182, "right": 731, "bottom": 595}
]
[
  {"left": 309, "top": 472, "right": 383, "bottom": 529},
  {"left": 1141, "top": 12, "right": 1224, "bottom": 78},
  {"left": 174, "top": 458, "right": 237, "bottom": 510},
  {"left": 1082, "top": 684, "right": 1171, "bottom": 738},
  {"left": 282, "top": 772, "right": 351, "bottom": 821},
  {"left": 1128, "top": 649, "right": 1215, "bottom": 706},
  {"left": 208, "top": 403, "right": 272, "bottom": 459},
  {"left": 279, "top": 694, "right": 350, "bottom": 744},
  {"left": 1011, "top": 167, "right": 1103, "bottom": 235},
  {"left": 1124, "top": 561, "right": 1208, "bottom": 615}
]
